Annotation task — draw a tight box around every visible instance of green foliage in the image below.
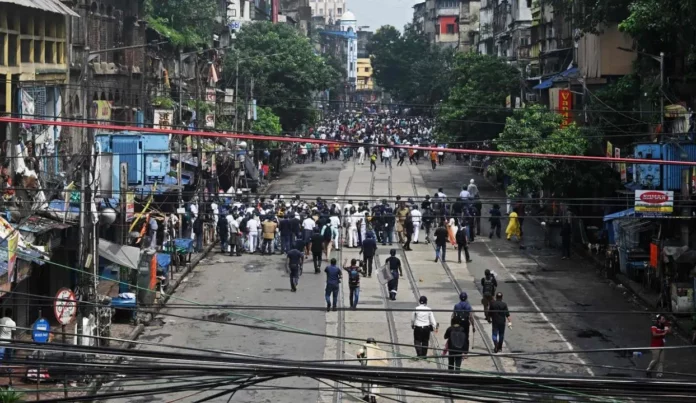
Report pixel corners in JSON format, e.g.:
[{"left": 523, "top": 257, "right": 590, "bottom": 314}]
[
  {"left": 619, "top": 0, "right": 696, "bottom": 70},
  {"left": 251, "top": 107, "right": 282, "bottom": 136},
  {"left": 187, "top": 100, "right": 211, "bottom": 115},
  {"left": 223, "top": 22, "right": 341, "bottom": 130},
  {"left": 151, "top": 95, "right": 175, "bottom": 109},
  {"left": 367, "top": 24, "right": 454, "bottom": 107},
  {"left": 437, "top": 53, "right": 520, "bottom": 142},
  {"left": 0, "top": 389, "right": 24, "bottom": 403},
  {"left": 145, "top": 0, "right": 218, "bottom": 47},
  {"left": 492, "top": 105, "right": 589, "bottom": 197}
]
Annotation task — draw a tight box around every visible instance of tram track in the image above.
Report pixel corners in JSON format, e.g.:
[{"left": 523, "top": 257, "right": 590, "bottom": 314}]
[{"left": 404, "top": 163, "right": 505, "bottom": 374}]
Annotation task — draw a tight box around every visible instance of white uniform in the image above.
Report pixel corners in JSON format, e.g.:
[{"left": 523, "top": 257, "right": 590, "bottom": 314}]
[
  {"left": 410, "top": 209, "right": 422, "bottom": 243},
  {"left": 330, "top": 215, "right": 341, "bottom": 249},
  {"left": 358, "top": 146, "right": 365, "bottom": 164},
  {"left": 247, "top": 218, "right": 259, "bottom": 252},
  {"left": 348, "top": 213, "right": 361, "bottom": 248}
]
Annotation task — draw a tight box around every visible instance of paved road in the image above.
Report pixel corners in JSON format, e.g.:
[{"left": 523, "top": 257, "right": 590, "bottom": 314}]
[{"left": 103, "top": 156, "right": 696, "bottom": 403}]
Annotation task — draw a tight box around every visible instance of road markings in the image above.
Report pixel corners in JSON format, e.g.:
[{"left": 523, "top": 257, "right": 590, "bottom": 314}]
[{"left": 484, "top": 243, "right": 596, "bottom": 376}]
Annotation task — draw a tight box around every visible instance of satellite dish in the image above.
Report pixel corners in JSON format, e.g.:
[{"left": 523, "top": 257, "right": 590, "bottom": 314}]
[{"left": 100, "top": 208, "right": 117, "bottom": 226}]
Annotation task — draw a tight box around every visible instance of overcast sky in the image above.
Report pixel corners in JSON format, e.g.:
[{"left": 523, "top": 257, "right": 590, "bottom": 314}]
[{"left": 348, "top": 0, "right": 416, "bottom": 32}]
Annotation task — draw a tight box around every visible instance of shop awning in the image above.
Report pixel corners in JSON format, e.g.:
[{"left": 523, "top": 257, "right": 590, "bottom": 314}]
[
  {"left": 533, "top": 67, "right": 579, "bottom": 90},
  {"left": 16, "top": 215, "right": 72, "bottom": 234},
  {"left": 98, "top": 239, "right": 141, "bottom": 270},
  {"left": 0, "top": 0, "right": 79, "bottom": 17},
  {"left": 603, "top": 208, "right": 635, "bottom": 222}
]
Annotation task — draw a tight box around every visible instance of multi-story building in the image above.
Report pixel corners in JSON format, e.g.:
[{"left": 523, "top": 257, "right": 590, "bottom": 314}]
[
  {"left": 414, "top": 1, "right": 481, "bottom": 51},
  {"left": 356, "top": 58, "right": 372, "bottom": 91},
  {"left": 458, "top": 1, "right": 480, "bottom": 52},
  {"left": 413, "top": 2, "right": 427, "bottom": 34},
  {"left": 0, "top": 0, "right": 77, "bottom": 174},
  {"left": 309, "top": 0, "right": 346, "bottom": 23},
  {"left": 339, "top": 11, "right": 358, "bottom": 88},
  {"left": 477, "top": 0, "right": 494, "bottom": 54}
]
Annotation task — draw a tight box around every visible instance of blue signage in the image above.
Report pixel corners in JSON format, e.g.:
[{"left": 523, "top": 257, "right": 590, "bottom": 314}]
[{"left": 32, "top": 318, "right": 50, "bottom": 343}]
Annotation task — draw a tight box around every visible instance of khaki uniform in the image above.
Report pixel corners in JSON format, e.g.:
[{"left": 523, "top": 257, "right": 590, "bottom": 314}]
[{"left": 358, "top": 343, "right": 389, "bottom": 400}]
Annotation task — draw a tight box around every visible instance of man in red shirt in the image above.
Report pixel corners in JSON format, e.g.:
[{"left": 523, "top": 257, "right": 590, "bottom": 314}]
[{"left": 647, "top": 314, "right": 670, "bottom": 378}]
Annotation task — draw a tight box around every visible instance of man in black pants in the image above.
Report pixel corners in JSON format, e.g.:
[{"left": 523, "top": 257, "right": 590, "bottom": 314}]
[
  {"left": 455, "top": 225, "right": 471, "bottom": 263},
  {"left": 490, "top": 292, "right": 511, "bottom": 353},
  {"left": 360, "top": 231, "right": 377, "bottom": 277},
  {"left": 310, "top": 228, "right": 324, "bottom": 273},
  {"left": 411, "top": 296, "right": 438, "bottom": 357},
  {"left": 385, "top": 249, "right": 403, "bottom": 301},
  {"left": 286, "top": 243, "right": 304, "bottom": 292}
]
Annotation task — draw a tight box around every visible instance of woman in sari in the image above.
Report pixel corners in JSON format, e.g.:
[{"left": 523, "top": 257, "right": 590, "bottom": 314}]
[
  {"left": 506, "top": 211, "right": 521, "bottom": 241},
  {"left": 447, "top": 218, "right": 458, "bottom": 248}
]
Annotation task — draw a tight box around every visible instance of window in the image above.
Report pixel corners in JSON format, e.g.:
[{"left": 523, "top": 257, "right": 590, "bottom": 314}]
[
  {"left": 319, "top": 8, "right": 323, "bottom": 14},
  {"left": 337, "top": 8, "right": 342, "bottom": 14},
  {"left": 229, "top": 9, "right": 236, "bottom": 17},
  {"left": 350, "top": 62, "right": 354, "bottom": 71},
  {"left": 446, "top": 24, "right": 455, "bottom": 34},
  {"left": 365, "top": 67, "right": 369, "bottom": 72}
]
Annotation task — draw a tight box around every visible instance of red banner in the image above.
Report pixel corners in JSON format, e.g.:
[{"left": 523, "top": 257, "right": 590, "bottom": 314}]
[{"left": 559, "top": 89, "right": 572, "bottom": 127}]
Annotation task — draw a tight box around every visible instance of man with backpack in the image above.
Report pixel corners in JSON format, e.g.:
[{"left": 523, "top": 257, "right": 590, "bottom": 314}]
[
  {"left": 343, "top": 259, "right": 361, "bottom": 309},
  {"left": 481, "top": 269, "right": 498, "bottom": 323},
  {"left": 453, "top": 292, "right": 474, "bottom": 338},
  {"left": 384, "top": 249, "right": 403, "bottom": 301},
  {"left": 444, "top": 316, "right": 468, "bottom": 372},
  {"left": 490, "top": 292, "right": 512, "bottom": 353}
]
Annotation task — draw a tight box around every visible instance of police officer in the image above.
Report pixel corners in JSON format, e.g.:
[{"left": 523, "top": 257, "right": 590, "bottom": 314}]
[
  {"left": 385, "top": 249, "right": 403, "bottom": 301},
  {"left": 357, "top": 337, "right": 388, "bottom": 403},
  {"left": 360, "top": 232, "right": 378, "bottom": 277}
]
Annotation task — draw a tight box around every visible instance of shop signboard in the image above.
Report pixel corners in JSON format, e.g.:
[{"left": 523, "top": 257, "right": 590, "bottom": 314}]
[
  {"left": 559, "top": 89, "right": 572, "bottom": 127},
  {"left": 635, "top": 190, "right": 674, "bottom": 214}
]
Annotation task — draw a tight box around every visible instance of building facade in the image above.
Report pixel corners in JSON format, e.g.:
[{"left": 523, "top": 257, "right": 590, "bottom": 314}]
[
  {"left": 339, "top": 11, "right": 358, "bottom": 88},
  {"left": 309, "top": 0, "right": 346, "bottom": 23}
]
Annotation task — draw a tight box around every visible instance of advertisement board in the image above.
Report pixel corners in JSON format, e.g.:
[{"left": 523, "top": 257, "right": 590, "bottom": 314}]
[{"left": 635, "top": 190, "right": 674, "bottom": 214}]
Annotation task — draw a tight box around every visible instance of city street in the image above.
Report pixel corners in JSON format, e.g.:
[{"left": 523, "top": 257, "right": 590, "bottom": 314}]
[{"left": 103, "top": 156, "right": 696, "bottom": 403}]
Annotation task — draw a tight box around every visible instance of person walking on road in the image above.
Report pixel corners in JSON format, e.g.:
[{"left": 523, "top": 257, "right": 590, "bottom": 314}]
[
  {"left": 455, "top": 224, "right": 471, "bottom": 264},
  {"left": 370, "top": 151, "right": 378, "bottom": 171},
  {"left": 385, "top": 249, "right": 403, "bottom": 301},
  {"left": 434, "top": 221, "right": 449, "bottom": 263},
  {"left": 481, "top": 269, "right": 498, "bottom": 322},
  {"left": 561, "top": 220, "right": 572, "bottom": 260},
  {"left": 410, "top": 206, "right": 422, "bottom": 244},
  {"left": 430, "top": 150, "right": 438, "bottom": 170},
  {"left": 357, "top": 338, "right": 388, "bottom": 403},
  {"left": 453, "top": 292, "right": 474, "bottom": 337},
  {"left": 344, "top": 259, "right": 361, "bottom": 309},
  {"left": 647, "top": 314, "right": 671, "bottom": 378},
  {"left": 217, "top": 214, "right": 228, "bottom": 254},
  {"left": 261, "top": 217, "right": 278, "bottom": 255},
  {"left": 403, "top": 214, "right": 414, "bottom": 251},
  {"left": 412, "top": 296, "right": 438, "bottom": 357},
  {"left": 444, "top": 316, "right": 469, "bottom": 372},
  {"left": 505, "top": 210, "right": 521, "bottom": 242},
  {"left": 310, "top": 228, "right": 325, "bottom": 273},
  {"left": 358, "top": 145, "right": 366, "bottom": 165},
  {"left": 360, "top": 232, "right": 378, "bottom": 277},
  {"left": 490, "top": 292, "right": 511, "bottom": 353},
  {"left": 324, "top": 258, "right": 342, "bottom": 312},
  {"left": 227, "top": 212, "right": 243, "bottom": 256},
  {"left": 467, "top": 179, "right": 479, "bottom": 199},
  {"left": 489, "top": 204, "right": 502, "bottom": 239},
  {"left": 286, "top": 243, "right": 304, "bottom": 292}
]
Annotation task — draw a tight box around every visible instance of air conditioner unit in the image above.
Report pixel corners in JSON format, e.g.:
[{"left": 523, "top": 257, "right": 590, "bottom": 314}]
[{"left": 525, "top": 93, "right": 538, "bottom": 102}]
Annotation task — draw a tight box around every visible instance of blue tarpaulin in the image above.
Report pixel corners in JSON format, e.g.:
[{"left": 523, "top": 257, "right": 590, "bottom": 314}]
[{"left": 533, "top": 68, "right": 579, "bottom": 90}]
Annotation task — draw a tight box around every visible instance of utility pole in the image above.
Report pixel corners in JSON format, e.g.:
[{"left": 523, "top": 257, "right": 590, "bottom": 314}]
[
  {"left": 178, "top": 51, "right": 184, "bottom": 237},
  {"left": 234, "top": 56, "right": 239, "bottom": 132},
  {"left": 659, "top": 52, "right": 665, "bottom": 135},
  {"left": 76, "top": 46, "right": 90, "bottom": 346}
]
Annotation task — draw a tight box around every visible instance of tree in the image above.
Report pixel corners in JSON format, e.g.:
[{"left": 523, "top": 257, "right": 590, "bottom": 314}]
[
  {"left": 619, "top": 0, "right": 696, "bottom": 72},
  {"left": 251, "top": 107, "right": 282, "bottom": 136},
  {"left": 224, "top": 22, "right": 341, "bottom": 130},
  {"left": 491, "top": 106, "right": 589, "bottom": 198},
  {"left": 437, "top": 53, "right": 520, "bottom": 142},
  {"left": 145, "top": 0, "right": 218, "bottom": 47},
  {"left": 367, "top": 24, "right": 454, "bottom": 108}
]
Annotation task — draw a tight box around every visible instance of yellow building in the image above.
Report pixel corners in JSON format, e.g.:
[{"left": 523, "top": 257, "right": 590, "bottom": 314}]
[
  {"left": 357, "top": 58, "right": 373, "bottom": 91},
  {"left": 0, "top": 1, "right": 76, "bottom": 114}
]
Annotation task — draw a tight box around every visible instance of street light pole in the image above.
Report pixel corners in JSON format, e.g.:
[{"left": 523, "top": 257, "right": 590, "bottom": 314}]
[{"left": 660, "top": 52, "right": 665, "bottom": 134}]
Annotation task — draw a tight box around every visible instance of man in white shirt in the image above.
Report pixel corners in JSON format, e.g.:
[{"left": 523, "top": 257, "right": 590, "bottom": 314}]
[
  {"left": 329, "top": 213, "right": 342, "bottom": 250},
  {"left": 436, "top": 188, "right": 447, "bottom": 199},
  {"left": 246, "top": 215, "right": 260, "bottom": 253},
  {"left": 459, "top": 186, "right": 470, "bottom": 200},
  {"left": 411, "top": 296, "right": 438, "bottom": 357},
  {"left": 410, "top": 206, "right": 422, "bottom": 243},
  {"left": 302, "top": 216, "right": 316, "bottom": 244},
  {"left": 467, "top": 179, "right": 479, "bottom": 199},
  {"left": 346, "top": 211, "right": 360, "bottom": 248},
  {"left": 357, "top": 146, "right": 365, "bottom": 164},
  {"left": 382, "top": 148, "right": 392, "bottom": 168},
  {"left": 227, "top": 213, "right": 242, "bottom": 256},
  {"left": 0, "top": 309, "right": 16, "bottom": 364}
]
